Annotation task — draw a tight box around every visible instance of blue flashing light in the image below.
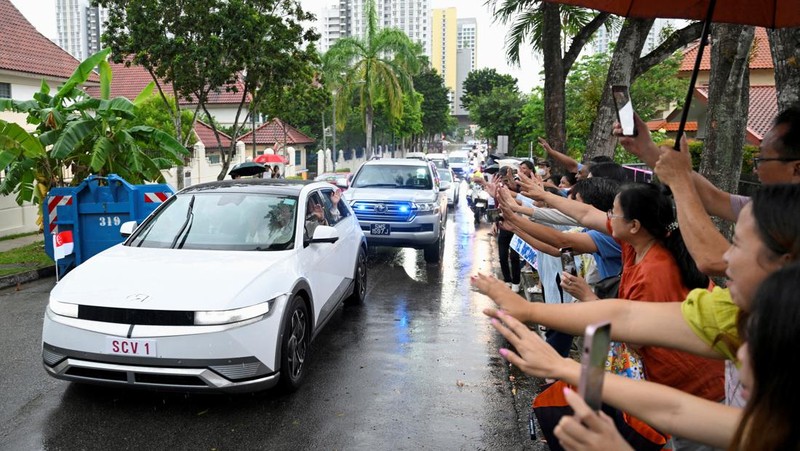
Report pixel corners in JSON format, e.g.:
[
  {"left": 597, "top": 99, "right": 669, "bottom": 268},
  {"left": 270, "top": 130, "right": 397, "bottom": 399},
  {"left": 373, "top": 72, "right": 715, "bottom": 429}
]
[{"left": 398, "top": 205, "right": 410, "bottom": 213}]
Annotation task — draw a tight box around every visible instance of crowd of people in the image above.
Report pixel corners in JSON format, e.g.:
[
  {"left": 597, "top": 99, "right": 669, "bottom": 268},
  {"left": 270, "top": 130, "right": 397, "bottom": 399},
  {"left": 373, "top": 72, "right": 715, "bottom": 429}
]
[{"left": 471, "top": 105, "right": 800, "bottom": 450}]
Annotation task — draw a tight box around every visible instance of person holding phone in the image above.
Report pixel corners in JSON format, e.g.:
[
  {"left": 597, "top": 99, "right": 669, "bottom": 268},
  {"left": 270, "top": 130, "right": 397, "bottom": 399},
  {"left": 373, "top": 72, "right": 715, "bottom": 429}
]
[{"left": 491, "top": 262, "right": 800, "bottom": 451}]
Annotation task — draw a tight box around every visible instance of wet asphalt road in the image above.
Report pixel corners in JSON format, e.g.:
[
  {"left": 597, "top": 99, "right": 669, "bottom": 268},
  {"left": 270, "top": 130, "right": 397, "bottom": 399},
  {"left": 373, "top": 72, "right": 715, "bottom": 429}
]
[{"left": 0, "top": 190, "right": 539, "bottom": 451}]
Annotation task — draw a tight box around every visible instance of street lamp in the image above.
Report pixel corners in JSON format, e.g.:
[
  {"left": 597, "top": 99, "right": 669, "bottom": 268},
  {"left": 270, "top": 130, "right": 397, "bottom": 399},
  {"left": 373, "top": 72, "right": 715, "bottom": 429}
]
[{"left": 331, "top": 88, "right": 337, "bottom": 172}]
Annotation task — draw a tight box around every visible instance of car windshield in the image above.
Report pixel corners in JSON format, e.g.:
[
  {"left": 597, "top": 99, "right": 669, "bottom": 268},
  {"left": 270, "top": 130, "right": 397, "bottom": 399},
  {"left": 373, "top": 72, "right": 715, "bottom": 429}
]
[
  {"left": 430, "top": 159, "right": 448, "bottom": 170},
  {"left": 352, "top": 165, "right": 433, "bottom": 189},
  {"left": 438, "top": 170, "right": 452, "bottom": 182},
  {"left": 127, "top": 192, "right": 298, "bottom": 251},
  {"left": 449, "top": 157, "right": 467, "bottom": 164}
]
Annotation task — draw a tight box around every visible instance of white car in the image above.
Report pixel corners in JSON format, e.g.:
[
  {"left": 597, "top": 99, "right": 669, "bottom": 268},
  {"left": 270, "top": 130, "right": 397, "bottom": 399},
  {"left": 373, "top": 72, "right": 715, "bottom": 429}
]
[
  {"left": 42, "top": 180, "right": 367, "bottom": 393},
  {"left": 439, "top": 168, "right": 460, "bottom": 208}
]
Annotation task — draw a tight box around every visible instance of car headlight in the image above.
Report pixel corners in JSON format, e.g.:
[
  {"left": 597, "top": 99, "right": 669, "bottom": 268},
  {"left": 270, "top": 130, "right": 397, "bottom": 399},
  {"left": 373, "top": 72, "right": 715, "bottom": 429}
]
[
  {"left": 194, "top": 294, "right": 288, "bottom": 326},
  {"left": 414, "top": 202, "right": 439, "bottom": 215},
  {"left": 49, "top": 299, "right": 78, "bottom": 318}
]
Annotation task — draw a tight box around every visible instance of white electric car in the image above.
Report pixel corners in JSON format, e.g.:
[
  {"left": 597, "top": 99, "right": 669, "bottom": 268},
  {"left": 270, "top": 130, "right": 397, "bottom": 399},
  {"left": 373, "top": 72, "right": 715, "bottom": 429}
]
[{"left": 42, "top": 180, "right": 367, "bottom": 393}]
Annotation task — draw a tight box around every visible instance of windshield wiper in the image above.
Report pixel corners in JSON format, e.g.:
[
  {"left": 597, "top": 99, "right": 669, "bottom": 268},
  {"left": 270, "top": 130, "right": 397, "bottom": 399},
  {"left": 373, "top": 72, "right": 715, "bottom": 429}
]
[
  {"left": 171, "top": 195, "right": 195, "bottom": 249},
  {"left": 356, "top": 183, "right": 397, "bottom": 188}
]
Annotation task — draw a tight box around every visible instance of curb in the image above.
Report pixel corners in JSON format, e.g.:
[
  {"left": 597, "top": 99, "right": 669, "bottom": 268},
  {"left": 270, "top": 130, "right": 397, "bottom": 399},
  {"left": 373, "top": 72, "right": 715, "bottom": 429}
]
[{"left": 0, "top": 266, "right": 56, "bottom": 290}]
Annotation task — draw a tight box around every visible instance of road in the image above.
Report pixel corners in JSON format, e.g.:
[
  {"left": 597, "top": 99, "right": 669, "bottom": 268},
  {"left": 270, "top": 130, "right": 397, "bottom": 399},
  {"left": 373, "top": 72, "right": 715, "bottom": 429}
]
[{"left": 0, "top": 192, "right": 539, "bottom": 450}]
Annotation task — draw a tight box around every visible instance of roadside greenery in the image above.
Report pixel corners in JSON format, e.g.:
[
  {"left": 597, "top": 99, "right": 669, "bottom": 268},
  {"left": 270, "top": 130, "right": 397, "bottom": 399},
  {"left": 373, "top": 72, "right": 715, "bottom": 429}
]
[{"left": 0, "top": 241, "right": 52, "bottom": 277}]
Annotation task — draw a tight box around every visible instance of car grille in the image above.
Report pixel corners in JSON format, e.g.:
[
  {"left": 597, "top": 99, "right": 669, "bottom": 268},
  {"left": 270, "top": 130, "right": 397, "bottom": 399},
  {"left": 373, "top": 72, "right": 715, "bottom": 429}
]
[
  {"left": 78, "top": 305, "right": 194, "bottom": 326},
  {"left": 360, "top": 224, "right": 434, "bottom": 233},
  {"left": 352, "top": 201, "right": 414, "bottom": 222}
]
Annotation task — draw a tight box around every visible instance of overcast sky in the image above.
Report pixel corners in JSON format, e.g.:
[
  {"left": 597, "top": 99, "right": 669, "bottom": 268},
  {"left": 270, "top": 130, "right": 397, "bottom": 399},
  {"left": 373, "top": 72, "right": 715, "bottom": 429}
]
[{"left": 11, "top": 0, "right": 543, "bottom": 92}]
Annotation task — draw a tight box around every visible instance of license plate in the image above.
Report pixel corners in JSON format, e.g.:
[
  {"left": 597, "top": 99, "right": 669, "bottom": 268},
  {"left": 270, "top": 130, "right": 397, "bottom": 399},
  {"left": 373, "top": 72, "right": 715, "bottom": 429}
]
[
  {"left": 370, "top": 223, "right": 391, "bottom": 235},
  {"left": 105, "top": 337, "right": 157, "bottom": 357}
]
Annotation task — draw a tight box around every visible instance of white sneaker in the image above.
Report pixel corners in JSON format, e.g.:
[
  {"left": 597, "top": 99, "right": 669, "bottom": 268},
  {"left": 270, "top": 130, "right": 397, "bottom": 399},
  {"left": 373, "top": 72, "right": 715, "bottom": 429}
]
[
  {"left": 527, "top": 285, "right": 542, "bottom": 294},
  {"left": 511, "top": 283, "right": 520, "bottom": 292}
]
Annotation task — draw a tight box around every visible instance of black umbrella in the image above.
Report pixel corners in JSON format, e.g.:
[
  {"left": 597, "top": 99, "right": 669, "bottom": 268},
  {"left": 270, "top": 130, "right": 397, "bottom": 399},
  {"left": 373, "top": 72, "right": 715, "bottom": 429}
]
[{"left": 229, "top": 161, "right": 267, "bottom": 178}]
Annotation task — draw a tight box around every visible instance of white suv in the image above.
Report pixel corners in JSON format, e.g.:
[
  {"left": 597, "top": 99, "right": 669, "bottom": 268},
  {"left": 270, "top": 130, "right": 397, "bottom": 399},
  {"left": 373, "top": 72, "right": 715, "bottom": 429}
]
[{"left": 344, "top": 159, "right": 449, "bottom": 263}]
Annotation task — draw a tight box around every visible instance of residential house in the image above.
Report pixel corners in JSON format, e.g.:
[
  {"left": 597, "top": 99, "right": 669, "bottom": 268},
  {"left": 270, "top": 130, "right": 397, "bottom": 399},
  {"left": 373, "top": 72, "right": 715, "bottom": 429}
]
[
  {"left": 239, "top": 118, "right": 316, "bottom": 177},
  {"left": 648, "top": 27, "right": 777, "bottom": 146}
]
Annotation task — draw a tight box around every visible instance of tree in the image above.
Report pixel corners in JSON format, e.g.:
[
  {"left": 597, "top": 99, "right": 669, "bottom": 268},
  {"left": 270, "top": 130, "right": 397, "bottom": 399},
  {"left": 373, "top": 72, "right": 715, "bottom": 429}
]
[
  {"left": 468, "top": 86, "right": 528, "bottom": 153},
  {"left": 584, "top": 20, "right": 704, "bottom": 158},
  {"left": 767, "top": 28, "right": 800, "bottom": 112},
  {"left": 95, "top": 0, "right": 319, "bottom": 182},
  {"left": 412, "top": 67, "right": 452, "bottom": 142},
  {"left": 489, "top": 0, "right": 610, "bottom": 153},
  {"left": 460, "top": 68, "right": 518, "bottom": 111},
  {"left": 700, "top": 25, "right": 755, "bottom": 201},
  {"left": 325, "top": 0, "right": 419, "bottom": 157},
  {"left": 0, "top": 49, "right": 187, "bottom": 226}
]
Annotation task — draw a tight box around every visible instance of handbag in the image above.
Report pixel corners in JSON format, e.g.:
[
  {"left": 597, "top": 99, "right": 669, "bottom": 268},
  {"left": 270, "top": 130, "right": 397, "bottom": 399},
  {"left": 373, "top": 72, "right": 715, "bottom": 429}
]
[{"left": 594, "top": 273, "right": 621, "bottom": 299}]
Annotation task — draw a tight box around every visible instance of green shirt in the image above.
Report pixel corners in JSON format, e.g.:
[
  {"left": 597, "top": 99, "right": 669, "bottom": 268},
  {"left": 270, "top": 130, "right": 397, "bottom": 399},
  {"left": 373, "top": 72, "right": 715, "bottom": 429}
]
[{"left": 681, "top": 287, "right": 741, "bottom": 361}]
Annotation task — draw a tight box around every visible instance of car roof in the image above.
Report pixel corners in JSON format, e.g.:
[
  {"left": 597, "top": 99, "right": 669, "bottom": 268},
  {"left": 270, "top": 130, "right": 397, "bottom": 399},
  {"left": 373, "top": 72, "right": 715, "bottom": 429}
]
[
  {"left": 364, "top": 158, "right": 429, "bottom": 167},
  {"left": 426, "top": 153, "right": 447, "bottom": 159},
  {"left": 179, "top": 179, "right": 331, "bottom": 196}
]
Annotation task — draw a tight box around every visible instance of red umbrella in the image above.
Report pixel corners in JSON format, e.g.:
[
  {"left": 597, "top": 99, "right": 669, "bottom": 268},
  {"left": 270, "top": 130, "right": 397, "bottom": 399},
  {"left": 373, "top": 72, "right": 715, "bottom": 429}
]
[
  {"left": 254, "top": 154, "right": 287, "bottom": 164},
  {"left": 544, "top": 0, "right": 800, "bottom": 147}
]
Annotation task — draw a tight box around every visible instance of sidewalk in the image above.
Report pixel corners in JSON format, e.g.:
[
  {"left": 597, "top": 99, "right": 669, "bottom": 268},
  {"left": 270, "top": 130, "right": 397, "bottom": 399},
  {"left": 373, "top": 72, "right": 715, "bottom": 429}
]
[{"left": 0, "top": 234, "right": 55, "bottom": 290}]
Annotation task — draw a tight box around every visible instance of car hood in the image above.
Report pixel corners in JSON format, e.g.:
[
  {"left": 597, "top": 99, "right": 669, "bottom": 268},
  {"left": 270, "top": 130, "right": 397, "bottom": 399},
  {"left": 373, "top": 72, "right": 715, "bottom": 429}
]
[
  {"left": 345, "top": 188, "right": 437, "bottom": 203},
  {"left": 51, "top": 245, "right": 295, "bottom": 311}
]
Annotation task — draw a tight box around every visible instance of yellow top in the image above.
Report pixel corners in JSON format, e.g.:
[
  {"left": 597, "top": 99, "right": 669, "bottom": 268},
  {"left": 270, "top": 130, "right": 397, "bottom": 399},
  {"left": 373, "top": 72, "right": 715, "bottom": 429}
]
[{"left": 681, "top": 287, "right": 741, "bottom": 362}]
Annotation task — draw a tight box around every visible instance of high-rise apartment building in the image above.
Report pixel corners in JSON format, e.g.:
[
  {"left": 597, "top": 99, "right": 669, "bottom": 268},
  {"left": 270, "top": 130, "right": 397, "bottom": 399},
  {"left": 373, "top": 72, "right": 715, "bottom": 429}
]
[
  {"left": 327, "top": 0, "right": 431, "bottom": 57},
  {"left": 55, "top": 0, "right": 107, "bottom": 60},
  {"left": 319, "top": 5, "right": 343, "bottom": 53},
  {"left": 457, "top": 18, "right": 477, "bottom": 70},
  {"left": 432, "top": 7, "right": 457, "bottom": 112},
  {"left": 591, "top": 19, "right": 679, "bottom": 56}
]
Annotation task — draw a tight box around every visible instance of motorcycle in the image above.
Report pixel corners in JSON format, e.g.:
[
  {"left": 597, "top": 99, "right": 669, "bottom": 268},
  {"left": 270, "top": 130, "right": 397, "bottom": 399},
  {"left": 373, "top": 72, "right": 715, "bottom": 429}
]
[{"left": 467, "top": 182, "right": 491, "bottom": 225}]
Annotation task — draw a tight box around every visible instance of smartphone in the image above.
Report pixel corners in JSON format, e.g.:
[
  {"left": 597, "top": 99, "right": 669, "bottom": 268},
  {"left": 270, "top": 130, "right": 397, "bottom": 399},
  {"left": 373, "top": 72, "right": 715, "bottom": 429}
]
[
  {"left": 560, "top": 247, "right": 578, "bottom": 277},
  {"left": 486, "top": 208, "right": 501, "bottom": 223},
  {"left": 611, "top": 85, "right": 637, "bottom": 137},
  {"left": 578, "top": 322, "right": 612, "bottom": 411}
]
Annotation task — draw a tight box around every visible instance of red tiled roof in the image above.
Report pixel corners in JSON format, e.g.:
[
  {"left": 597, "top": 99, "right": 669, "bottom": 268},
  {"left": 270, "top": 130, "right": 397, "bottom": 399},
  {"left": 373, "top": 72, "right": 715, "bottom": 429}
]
[
  {"left": 680, "top": 27, "right": 773, "bottom": 72},
  {"left": 696, "top": 85, "right": 777, "bottom": 142},
  {"left": 194, "top": 120, "right": 232, "bottom": 149},
  {"left": 646, "top": 120, "right": 698, "bottom": 132},
  {"left": 84, "top": 60, "right": 250, "bottom": 104},
  {"left": 0, "top": 0, "right": 99, "bottom": 82},
  {"left": 651, "top": 86, "right": 777, "bottom": 144},
  {"left": 239, "top": 118, "right": 315, "bottom": 146}
]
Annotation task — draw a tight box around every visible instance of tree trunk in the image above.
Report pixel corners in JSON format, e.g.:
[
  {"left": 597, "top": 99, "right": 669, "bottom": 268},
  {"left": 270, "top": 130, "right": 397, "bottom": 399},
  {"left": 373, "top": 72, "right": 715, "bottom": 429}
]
[
  {"left": 541, "top": 3, "right": 567, "bottom": 155},
  {"left": 767, "top": 27, "right": 800, "bottom": 112},
  {"left": 585, "top": 19, "right": 654, "bottom": 159},
  {"left": 700, "top": 24, "right": 754, "bottom": 223},
  {"left": 365, "top": 105, "right": 374, "bottom": 158}
]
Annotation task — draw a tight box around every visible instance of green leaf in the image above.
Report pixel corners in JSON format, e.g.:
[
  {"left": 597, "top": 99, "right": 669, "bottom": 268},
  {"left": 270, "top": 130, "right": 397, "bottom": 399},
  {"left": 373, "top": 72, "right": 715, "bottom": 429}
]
[
  {"left": 0, "top": 121, "right": 45, "bottom": 158},
  {"left": 104, "top": 97, "right": 136, "bottom": 119},
  {"left": 56, "top": 48, "right": 111, "bottom": 99},
  {"left": 40, "top": 79, "right": 51, "bottom": 95},
  {"left": 133, "top": 81, "right": 156, "bottom": 107},
  {"left": 99, "top": 60, "right": 112, "bottom": 100},
  {"left": 89, "top": 136, "right": 114, "bottom": 171},
  {"left": 128, "top": 126, "right": 189, "bottom": 161},
  {"left": 0, "top": 150, "right": 17, "bottom": 168},
  {"left": 51, "top": 119, "right": 97, "bottom": 159}
]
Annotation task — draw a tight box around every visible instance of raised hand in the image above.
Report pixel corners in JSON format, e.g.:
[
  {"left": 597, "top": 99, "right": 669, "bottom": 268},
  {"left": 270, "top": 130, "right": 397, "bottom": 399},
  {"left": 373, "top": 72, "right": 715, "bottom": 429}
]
[
  {"left": 473, "top": 273, "right": 533, "bottom": 323},
  {"left": 485, "top": 310, "right": 573, "bottom": 379},
  {"left": 654, "top": 135, "right": 693, "bottom": 187},
  {"left": 613, "top": 113, "right": 658, "bottom": 166},
  {"left": 560, "top": 271, "right": 598, "bottom": 302}
]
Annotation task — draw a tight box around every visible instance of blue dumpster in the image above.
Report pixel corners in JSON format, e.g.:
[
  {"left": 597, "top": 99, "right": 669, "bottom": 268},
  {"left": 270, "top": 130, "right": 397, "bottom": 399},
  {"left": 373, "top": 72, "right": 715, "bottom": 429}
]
[{"left": 43, "top": 174, "right": 174, "bottom": 274}]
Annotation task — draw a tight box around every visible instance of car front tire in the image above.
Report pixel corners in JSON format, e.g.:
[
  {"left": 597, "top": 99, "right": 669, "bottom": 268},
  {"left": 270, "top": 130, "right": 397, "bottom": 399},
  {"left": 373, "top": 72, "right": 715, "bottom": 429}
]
[
  {"left": 423, "top": 224, "right": 444, "bottom": 264},
  {"left": 279, "top": 295, "right": 310, "bottom": 391}
]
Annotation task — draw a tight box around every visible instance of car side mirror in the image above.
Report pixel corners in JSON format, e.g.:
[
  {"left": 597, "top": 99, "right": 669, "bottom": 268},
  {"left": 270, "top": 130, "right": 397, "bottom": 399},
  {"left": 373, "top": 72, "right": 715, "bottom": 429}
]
[
  {"left": 120, "top": 221, "right": 137, "bottom": 238},
  {"left": 335, "top": 178, "right": 349, "bottom": 189},
  {"left": 308, "top": 225, "right": 339, "bottom": 245}
]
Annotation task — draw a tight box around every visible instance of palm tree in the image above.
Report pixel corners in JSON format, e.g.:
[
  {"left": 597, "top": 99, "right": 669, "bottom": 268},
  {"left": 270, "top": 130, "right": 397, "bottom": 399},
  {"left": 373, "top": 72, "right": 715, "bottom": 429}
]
[{"left": 325, "top": 0, "right": 419, "bottom": 157}]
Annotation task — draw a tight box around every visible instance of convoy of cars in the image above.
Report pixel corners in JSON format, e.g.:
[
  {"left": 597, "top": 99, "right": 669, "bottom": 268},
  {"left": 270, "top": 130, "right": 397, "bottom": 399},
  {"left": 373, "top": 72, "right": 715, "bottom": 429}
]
[
  {"left": 42, "top": 180, "right": 367, "bottom": 393},
  {"left": 41, "top": 145, "right": 482, "bottom": 394}
]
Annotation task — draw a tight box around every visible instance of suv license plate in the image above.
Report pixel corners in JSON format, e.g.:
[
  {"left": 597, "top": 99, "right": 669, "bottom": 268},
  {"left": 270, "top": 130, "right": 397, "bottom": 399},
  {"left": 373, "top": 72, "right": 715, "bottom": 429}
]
[
  {"left": 105, "top": 337, "right": 157, "bottom": 357},
  {"left": 370, "top": 223, "right": 391, "bottom": 235}
]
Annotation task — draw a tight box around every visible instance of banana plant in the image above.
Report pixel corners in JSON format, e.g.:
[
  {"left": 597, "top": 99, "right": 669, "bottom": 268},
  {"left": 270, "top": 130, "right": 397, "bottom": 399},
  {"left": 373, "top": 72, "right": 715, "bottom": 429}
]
[{"left": 0, "top": 48, "right": 188, "bottom": 229}]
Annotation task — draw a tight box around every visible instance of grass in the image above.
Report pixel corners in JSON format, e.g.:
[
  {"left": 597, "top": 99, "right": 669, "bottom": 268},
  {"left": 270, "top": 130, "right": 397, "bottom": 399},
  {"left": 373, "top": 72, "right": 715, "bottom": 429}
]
[
  {"left": 0, "top": 231, "right": 39, "bottom": 241},
  {"left": 0, "top": 240, "right": 53, "bottom": 277}
]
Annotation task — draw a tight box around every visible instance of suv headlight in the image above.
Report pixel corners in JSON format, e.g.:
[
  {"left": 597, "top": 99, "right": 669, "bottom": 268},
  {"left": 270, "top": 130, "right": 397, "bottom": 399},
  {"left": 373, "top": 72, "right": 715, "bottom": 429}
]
[
  {"left": 194, "top": 294, "right": 288, "bottom": 325},
  {"left": 413, "top": 202, "right": 439, "bottom": 215}
]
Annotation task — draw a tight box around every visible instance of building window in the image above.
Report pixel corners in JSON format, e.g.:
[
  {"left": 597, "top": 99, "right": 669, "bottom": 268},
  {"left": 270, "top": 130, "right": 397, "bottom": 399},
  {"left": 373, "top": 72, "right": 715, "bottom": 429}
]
[{"left": 0, "top": 82, "right": 10, "bottom": 99}]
